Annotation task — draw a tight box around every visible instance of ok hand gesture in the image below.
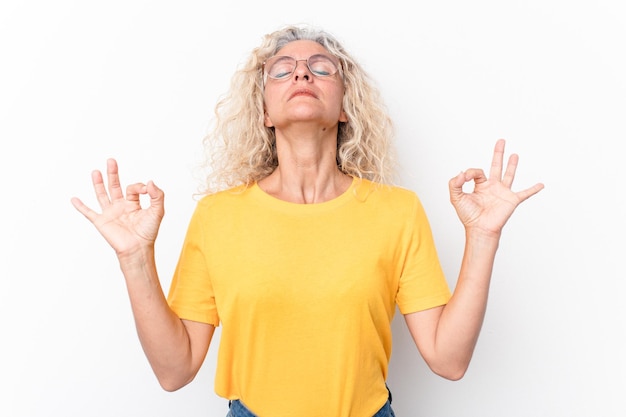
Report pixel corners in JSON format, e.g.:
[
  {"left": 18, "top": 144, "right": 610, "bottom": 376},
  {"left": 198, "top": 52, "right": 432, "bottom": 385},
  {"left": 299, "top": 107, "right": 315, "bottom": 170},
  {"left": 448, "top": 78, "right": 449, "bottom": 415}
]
[
  {"left": 449, "top": 139, "right": 544, "bottom": 237},
  {"left": 71, "top": 159, "right": 165, "bottom": 257}
]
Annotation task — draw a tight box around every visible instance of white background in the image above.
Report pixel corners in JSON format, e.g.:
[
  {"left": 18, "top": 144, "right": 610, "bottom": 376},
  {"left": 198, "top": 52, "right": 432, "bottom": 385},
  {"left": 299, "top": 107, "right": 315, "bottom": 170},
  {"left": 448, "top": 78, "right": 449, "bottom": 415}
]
[{"left": 1, "top": 1, "right": 624, "bottom": 416}]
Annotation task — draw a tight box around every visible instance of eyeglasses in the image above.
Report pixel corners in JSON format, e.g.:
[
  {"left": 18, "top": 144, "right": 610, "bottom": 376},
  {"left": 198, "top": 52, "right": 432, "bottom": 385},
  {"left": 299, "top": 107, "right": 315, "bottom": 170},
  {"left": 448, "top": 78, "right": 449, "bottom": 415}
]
[{"left": 263, "top": 54, "right": 341, "bottom": 81}]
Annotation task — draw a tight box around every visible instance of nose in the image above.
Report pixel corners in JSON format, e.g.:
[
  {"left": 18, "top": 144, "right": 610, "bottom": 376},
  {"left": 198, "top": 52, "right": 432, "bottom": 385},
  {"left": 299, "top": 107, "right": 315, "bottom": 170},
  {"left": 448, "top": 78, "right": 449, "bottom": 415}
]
[{"left": 293, "top": 59, "right": 311, "bottom": 81}]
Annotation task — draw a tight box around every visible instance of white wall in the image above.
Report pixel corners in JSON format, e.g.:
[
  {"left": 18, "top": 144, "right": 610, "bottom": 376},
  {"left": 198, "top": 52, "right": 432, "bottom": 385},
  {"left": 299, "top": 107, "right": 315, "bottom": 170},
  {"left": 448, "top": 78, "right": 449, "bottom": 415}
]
[{"left": 1, "top": 1, "right": 624, "bottom": 416}]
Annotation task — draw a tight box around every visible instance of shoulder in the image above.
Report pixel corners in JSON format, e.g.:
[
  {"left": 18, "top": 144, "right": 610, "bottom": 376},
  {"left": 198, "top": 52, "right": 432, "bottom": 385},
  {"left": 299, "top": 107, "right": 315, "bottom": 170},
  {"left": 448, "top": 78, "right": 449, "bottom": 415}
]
[
  {"left": 196, "top": 184, "right": 252, "bottom": 207},
  {"left": 356, "top": 178, "right": 422, "bottom": 206},
  {"left": 187, "top": 184, "right": 254, "bottom": 224}
]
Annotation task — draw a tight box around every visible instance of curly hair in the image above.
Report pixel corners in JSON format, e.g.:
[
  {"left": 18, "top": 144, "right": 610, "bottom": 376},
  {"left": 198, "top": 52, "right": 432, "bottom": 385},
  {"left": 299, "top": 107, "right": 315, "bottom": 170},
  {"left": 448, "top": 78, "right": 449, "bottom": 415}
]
[{"left": 198, "top": 24, "right": 397, "bottom": 194}]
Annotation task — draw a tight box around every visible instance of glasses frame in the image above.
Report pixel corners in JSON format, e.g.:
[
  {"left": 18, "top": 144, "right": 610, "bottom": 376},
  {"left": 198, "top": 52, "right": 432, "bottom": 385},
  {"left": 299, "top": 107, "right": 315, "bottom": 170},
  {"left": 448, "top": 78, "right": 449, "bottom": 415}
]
[{"left": 262, "top": 53, "right": 342, "bottom": 84}]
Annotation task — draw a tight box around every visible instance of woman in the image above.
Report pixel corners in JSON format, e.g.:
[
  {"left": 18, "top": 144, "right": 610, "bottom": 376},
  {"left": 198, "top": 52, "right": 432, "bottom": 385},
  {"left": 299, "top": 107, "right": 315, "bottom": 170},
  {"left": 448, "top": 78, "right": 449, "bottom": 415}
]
[{"left": 71, "top": 25, "right": 544, "bottom": 417}]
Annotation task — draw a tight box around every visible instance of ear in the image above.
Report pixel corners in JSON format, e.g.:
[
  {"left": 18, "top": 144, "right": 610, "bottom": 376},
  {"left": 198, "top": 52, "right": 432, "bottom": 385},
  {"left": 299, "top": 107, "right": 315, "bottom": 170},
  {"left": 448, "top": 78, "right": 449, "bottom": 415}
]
[
  {"left": 264, "top": 111, "right": 274, "bottom": 127},
  {"left": 338, "top": 109, "right": 348, "bottom": 123}
]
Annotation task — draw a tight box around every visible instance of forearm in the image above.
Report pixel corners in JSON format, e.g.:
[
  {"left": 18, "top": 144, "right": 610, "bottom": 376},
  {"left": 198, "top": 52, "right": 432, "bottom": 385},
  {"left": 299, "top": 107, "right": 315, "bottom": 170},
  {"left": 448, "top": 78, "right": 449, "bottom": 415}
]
[
  {"left": 118, "top": 246, "right": 196, "bottom": 390},
  {"left": 433, "top": 229, "right": 500, "bottom": 378},
  {"left": 419, "top": 138, "right": 543, "bottom": 379}
]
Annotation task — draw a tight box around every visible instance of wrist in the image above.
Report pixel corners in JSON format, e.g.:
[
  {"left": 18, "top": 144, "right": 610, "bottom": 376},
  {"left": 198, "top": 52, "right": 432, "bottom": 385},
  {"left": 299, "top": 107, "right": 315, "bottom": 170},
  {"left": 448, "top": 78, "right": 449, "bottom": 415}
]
[
  {"left": 117, "top": 244, "right": 155, "bottom": 271},
  {"left": 465, "top": 227, "right": 501, "bottom": 248}
]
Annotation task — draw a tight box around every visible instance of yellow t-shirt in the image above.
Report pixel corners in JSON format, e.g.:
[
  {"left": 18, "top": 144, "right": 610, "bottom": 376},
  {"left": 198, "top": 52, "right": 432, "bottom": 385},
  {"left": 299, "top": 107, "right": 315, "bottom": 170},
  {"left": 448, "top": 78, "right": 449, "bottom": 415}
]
[{"left": 167, "top": 178, "right": 451, "bottom": 417}]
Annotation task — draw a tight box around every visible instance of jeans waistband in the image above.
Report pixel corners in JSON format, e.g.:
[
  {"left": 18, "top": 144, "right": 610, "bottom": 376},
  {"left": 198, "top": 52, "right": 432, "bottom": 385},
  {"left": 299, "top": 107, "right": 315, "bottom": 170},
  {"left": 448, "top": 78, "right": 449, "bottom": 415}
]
[{"left": 227, "top": 386, "right": 394, "bottom": 417}]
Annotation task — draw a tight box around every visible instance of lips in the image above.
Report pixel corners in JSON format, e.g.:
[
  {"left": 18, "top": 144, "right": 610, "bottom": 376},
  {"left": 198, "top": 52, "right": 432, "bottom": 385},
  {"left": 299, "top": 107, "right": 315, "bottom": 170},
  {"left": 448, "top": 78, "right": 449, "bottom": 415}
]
[{"left": 289, "top": 88, "right": 318, "bottom": 100}]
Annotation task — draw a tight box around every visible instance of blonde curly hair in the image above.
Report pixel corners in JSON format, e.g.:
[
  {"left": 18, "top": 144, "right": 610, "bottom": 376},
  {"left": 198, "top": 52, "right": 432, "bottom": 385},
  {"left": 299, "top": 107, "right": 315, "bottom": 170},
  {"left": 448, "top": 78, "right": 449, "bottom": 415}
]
[{"left": 199, "top": 24, "right": 396, "bottom": 194}]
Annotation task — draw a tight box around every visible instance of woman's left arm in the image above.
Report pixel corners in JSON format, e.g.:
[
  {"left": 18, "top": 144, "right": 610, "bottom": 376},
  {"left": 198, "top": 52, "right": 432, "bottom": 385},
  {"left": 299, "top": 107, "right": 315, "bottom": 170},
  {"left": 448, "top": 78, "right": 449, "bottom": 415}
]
[{"left": 405, "top": 139, "right": 544, "bottom": 380}]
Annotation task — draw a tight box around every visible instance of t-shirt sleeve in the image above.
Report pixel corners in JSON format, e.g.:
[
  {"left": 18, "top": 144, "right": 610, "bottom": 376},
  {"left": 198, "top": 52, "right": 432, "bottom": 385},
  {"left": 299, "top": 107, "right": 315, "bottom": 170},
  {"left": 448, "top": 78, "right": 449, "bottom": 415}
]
[
  {"left": 167, "top": 200, "right": 220, "bottom": 326},
  {"left": 395, "top": 194, "right": 452, "bottom": 314}
]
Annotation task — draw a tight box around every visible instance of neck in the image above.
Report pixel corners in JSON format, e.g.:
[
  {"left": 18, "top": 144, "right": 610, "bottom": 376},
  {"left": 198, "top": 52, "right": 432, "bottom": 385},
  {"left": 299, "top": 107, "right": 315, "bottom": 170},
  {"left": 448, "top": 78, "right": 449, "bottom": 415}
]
[{"left": 258, "top": 127, "right": 352, "bottom": 204}]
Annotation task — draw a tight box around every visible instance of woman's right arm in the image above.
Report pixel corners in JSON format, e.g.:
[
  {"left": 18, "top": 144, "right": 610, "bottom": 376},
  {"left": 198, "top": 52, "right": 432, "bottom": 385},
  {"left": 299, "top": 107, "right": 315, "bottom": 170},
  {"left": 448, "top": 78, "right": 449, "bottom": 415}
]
[{"left": 71, "top": 158, "right": 214, "bottom": 391}]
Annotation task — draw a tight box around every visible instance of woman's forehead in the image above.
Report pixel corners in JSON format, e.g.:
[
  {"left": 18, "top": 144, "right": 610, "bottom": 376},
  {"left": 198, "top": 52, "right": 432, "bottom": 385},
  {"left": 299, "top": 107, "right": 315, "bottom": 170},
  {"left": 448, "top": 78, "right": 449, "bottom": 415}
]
[{"left": 275, "top": 40, "right": 328, "bottom": 57}]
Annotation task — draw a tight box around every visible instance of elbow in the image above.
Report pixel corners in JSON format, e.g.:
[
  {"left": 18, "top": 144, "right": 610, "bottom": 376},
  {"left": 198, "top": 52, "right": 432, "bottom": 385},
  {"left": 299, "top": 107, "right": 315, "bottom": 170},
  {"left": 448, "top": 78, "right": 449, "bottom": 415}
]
[
  {"left": 159, "top": 381, "right": 185, "bottom": 393},
  {"left": 156, "top": 372, "right": 195, "bottom": 392},
  {"left": 436, "top": 367, "right": 467, "bottom": 381},
  {"left": 429, "top": 360, "right": 470, "bottom": 381},
  {"left": 423, "top": 347, "right": 475, "bottom": 381}
]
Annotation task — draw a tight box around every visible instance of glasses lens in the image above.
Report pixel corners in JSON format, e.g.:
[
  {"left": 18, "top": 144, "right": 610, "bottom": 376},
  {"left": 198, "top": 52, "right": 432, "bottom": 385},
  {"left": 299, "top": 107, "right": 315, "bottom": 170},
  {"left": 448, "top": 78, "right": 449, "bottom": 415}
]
[
  {"left": 265, "top": 54, "right": 340, "bottom": 80},
  {"left": 307, "top": 54, "right": 338, "bottom": 77},
  {"left": 266, "top": 56, "right": 296, "bottom": 80}
]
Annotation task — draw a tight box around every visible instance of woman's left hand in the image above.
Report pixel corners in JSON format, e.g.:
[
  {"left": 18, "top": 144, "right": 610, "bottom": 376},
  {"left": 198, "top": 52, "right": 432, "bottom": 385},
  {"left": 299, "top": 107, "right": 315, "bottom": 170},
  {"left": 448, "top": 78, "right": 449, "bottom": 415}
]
[{"left": 449, "top": 139, "right": 544, "bottom": 237}]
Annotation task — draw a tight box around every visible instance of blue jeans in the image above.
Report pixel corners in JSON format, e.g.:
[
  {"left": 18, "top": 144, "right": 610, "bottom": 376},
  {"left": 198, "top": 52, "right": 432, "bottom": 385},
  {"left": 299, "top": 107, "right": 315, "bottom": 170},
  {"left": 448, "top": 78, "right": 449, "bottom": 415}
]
[{"left": 226, "top": 398, "right": 396, "bottom": 417}]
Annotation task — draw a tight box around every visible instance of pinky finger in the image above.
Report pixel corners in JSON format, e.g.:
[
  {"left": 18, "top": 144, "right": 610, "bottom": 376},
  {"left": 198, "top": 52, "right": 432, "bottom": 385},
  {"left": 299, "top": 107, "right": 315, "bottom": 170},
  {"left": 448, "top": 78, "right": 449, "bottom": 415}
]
[
  {"left": 70, "top": 197, "right": 99, "bottom": 223},
  {"left": 516, "top": 182, "right": 545, "bottom": 203}
]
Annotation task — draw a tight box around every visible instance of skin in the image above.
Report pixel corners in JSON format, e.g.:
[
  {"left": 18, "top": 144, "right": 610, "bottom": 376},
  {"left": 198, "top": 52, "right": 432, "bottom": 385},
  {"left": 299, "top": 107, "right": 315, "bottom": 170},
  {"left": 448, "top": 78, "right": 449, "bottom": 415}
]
[
  {"left": 405, "top": 142, "right": 544, "bottom": 379},
  {"left": 259, "top": 40, "right": 352, "bottom": 203},
  {"left": 71, "top": 39, "right": 544, "bottom": 391}
]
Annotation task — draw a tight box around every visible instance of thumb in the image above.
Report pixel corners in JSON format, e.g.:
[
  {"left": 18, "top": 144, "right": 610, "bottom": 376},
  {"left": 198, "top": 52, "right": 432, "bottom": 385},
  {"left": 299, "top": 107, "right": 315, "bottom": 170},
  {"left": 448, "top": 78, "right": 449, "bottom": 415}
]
[
  {"left": 146, "top": 181, "right": 165, "bottom": 213},
  {"left": 448, "top": 171, "right": 466, "bottom": 200}
]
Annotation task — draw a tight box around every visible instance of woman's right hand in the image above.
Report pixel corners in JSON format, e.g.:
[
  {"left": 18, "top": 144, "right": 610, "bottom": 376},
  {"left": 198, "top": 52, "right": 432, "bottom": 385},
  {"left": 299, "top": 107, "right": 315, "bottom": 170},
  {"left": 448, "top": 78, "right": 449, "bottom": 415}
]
[{"left": 71, "top": 158, "right": 165, "bottom": 258}]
